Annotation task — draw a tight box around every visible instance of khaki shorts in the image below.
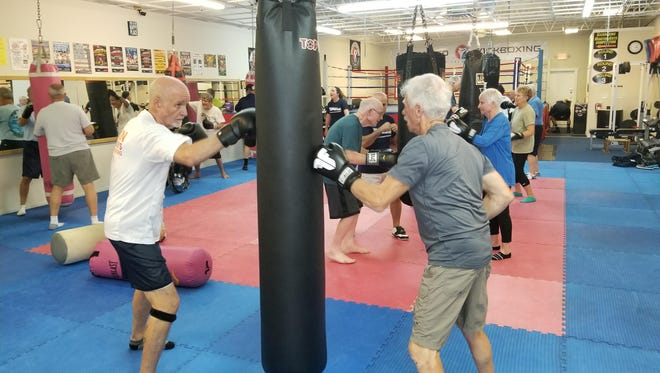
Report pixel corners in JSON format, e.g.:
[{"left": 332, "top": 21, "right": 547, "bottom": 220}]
[
  {"left": 410, "top": 263, "right": 491, "bottom": 350},
  {"left": 50, "top": 149, "right": 100, "bottom": 186}
]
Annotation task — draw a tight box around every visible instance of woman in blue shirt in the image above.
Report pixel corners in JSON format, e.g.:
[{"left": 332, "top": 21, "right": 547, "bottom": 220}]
[{"left": 472, "top": 88, "right": 515, "bottom": 260}]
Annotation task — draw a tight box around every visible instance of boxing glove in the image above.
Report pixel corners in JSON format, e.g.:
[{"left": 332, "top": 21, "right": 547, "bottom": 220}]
[
  {"left": 202, "top": 118, "right": 215, "bottom": 130},
  {"left": 21, "top": 104, "right": 34, "bottom": 119},
  {"left": 365, "top": 151, "right": 398, "bottom": 169},
  {"left": 453, "top": 107, "right": 469, "bottom": 119},
  {"left": 447, "top": 117, "right": 477, "bottom": 143},
  {"left": 177, "top": 122, "right": 208, "bottom": 142},
  {"left": 500, "top": 101, "right": 516, "bottom": 110},
  {"left": 313, "top": 143, "right": 360, "bottom": 189},
  {"left": 217, "top": 108, "right": 256, "bottom": 147},
  {"left": 511, "top": 132, "right": 524, "bottom": 140}
]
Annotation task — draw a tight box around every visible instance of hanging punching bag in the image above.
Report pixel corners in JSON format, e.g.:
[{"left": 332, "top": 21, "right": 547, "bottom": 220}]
[
  {"left": 85, "top": 81, "right": 116, "bottom": 138},
  {"left": 459, "top": 49, "right": 485, "bottom": 133},
  {"left": 256, "top": 1, "right": 326, "bottom": 373},
  {"left": 482, "top": 52, "right": 500, "bottom": 89},
  {"left": 395, "top": 44, "right": 445, "bottom": 206},
  {"left": 29, "top": 54, "right": 75, "bottom": 206}
]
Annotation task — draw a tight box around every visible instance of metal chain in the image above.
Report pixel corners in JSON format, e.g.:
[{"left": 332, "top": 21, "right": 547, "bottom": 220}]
[
  {"left": 36, "top": 0, "right": 43, "bottom": 43},
  {"left": 408, "top": 5, "right": 432, "bottom": 47},
  {"left": 408, "top": 5, "right": 418, "bottom": 45}
]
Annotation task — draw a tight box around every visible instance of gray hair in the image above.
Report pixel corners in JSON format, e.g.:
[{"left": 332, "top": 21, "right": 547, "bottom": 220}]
[
  {"left": 446, "top": 75, "right": 461, "bottom": 85},
  {"left": 479, "top": 88, "right": 502, "bottom": 107},
  {"left": 400, "top": 73, "right": 451, "bottom": 121},
  {"left": 48, "top": 83, "right": 66, "bottom": 98}
]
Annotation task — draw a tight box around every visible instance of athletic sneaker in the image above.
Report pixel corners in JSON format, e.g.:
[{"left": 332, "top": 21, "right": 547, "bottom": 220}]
[{"left": 392, "top": 226, "right": 409, "bottom": 240}]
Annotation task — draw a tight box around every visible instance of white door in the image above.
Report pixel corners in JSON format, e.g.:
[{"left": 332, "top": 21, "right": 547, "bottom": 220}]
[{"left": 546, "top": 69, "right": 577, "bottom": 108}]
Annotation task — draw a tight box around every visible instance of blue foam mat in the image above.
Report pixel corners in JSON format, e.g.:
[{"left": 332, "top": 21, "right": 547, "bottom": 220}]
[
  {"left": 566, "top": 222, "right": 660, "bottom": 255},
  {"left": 566, "top": 247, "right": 660, "bottom": 293},
  {"left": 565, "top": 283, "right": 660, "bottom": 351},
  {"left": 566, "top": 204, "right": 659, "bottom": 229},
  {"left": 565, "top": 337, "right": 660, "bottom": 373}
]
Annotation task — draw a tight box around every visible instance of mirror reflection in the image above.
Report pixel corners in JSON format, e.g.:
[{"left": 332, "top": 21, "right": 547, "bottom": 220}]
[{"left": 0, "top": 77, "right": 243, "bottom": 155}]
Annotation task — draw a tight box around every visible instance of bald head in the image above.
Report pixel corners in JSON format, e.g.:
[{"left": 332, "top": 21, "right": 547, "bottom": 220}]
[
  {"left": 149, "top": 76, "right": 191, "bottom": 128},
  {"left": 372, "top": 92, "right": 388, "bottom": 105}
]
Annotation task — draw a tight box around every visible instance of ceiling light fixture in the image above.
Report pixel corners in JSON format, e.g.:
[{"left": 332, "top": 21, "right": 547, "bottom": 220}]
[
  {"left": 405, "top": 21, "right": 508, "bottom": 34},
  {"left": 180, "top": 0, "right": 225, "bottom": 10},
  {"left": 337, "top": 0, "right": 470, "bottom": 13},
  {"left": 494, "top": 29, "right": 512, "bottom": 36},
  {"left": 564, "top": 27, "right": 579, "bottom": 34},
  {"left": 317, "top": 25, "right": 342, "bottom": 35},
  {"left": 582, "top": 0, "right": 594, "bottom": 18}
]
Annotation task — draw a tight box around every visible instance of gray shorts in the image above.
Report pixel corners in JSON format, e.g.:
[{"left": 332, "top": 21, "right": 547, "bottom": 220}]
[
  {"left": 109, "top": 240, "right": 173, "bottom": 291},
  {"left": 50, "top": 149, "right": 99, "bottom": 186},
  {"left": 410, "top": 263, "right": 491, "bottom": 350}
]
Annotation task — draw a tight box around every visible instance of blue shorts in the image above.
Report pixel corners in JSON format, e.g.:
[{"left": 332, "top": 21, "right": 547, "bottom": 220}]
[{"left": 109, "top": 240, "right": 172, "bottom": 291}]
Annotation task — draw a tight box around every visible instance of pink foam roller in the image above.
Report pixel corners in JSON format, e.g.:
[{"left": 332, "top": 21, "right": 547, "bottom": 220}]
[{"left": 89, "top": 240, "right": 213, "bottom": 288}]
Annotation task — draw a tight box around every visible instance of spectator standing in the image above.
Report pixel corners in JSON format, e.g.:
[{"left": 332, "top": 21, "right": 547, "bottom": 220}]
[
  {"left": 34, "top": 83, "right": 100, "bottom": 229},
  {"left": 235, "top": 84, "right": 256, "bottom": 171}
]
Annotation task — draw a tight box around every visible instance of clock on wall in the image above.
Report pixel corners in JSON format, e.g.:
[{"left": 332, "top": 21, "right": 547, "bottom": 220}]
[{"left": 627, "top": 40, "right": 643, "bottom": 55}]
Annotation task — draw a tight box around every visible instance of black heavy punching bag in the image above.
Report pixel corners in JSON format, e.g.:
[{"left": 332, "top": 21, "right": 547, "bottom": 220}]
[
  {"left": 85, "top": 80, "right": 116, "bottom": 138},
  {"left": 483, "top": 52, "right": 500, "bottom": 89},
  {"left": 395, "top": 44, "right": 445, "bottom": 205},
  {"left": 256, "top": 1, "right": 326, "bottom": 372},
  {"left": 459, "top": 50, "right": 485, "bottom": 133}
]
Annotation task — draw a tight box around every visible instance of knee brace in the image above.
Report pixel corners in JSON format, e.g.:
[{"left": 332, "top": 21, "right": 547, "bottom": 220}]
[{"left": 150, "top": 308, "right": 177, "bottom": 323}]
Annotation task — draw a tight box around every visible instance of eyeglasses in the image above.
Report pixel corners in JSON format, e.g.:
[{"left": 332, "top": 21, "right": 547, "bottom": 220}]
[{"left": 371, "top": 108, "right": 384, "bottom": 116}]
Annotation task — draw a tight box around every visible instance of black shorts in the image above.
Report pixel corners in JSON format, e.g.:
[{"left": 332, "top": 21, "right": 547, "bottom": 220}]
[
  {"left": 22, "top": 141, "right": 42, "bottom": 179},
  {"left": 109, "top": 240, "right": 172, "bottom": 291},
  {"left": 324, "top": 182, "right": 362, "bottom": 219}
]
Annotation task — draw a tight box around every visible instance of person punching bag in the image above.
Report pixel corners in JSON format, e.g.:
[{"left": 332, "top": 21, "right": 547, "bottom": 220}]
[
  {"left": 459, "top": 49, "right": 484, "bottom": 133},
  {"left": 85, "top": 81, "right": 116, "bottom": 138},
  {"left": 29, "top": 51, "right": 75, "bottom": 206},
  {"left": 256, "top": 1, "right": 326, "bottom": 373}
]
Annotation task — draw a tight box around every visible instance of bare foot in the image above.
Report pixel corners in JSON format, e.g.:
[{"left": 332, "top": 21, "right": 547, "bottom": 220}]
[
  {"left": 343, "top": 245, "right": 369, "bottom": 255},
  {"left": 221, "top": 173, "right": 229, "bottom": 179},
  {"left": 189, "top": 173, "right": 201, "bottom": 179},
  {"left": 327, "top": 251, "right": 356, "bottom": 264}
]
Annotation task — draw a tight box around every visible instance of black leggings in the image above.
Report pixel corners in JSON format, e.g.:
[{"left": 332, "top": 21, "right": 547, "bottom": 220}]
[
  {"left": 513, "top": 153, "right": 530, "bottom": 187},
  {"left": 489, "top": 206, "right": 512, "bottom": 243}
]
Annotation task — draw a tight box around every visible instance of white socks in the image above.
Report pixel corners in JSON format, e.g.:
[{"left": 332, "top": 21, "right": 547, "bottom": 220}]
[
  {"left": 91, "top": 216, "right": 100, "bottom": 224},
  {"left": 17, "top": 205, "right": 26, "bottom": 216}
]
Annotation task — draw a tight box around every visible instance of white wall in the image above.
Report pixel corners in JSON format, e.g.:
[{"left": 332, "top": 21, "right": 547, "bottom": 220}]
[{"left": 0, "top": 0, "right": 254, "bottom": 80}]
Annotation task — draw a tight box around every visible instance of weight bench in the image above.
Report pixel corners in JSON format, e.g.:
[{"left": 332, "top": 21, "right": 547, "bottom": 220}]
[{"left": 589, "top": 129, "right": 615, "bottom": 150}]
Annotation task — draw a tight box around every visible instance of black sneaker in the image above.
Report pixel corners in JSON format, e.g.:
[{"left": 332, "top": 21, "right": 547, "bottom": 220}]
[{"left": 392, "top": 226, "right": 409, "bottom": 240}]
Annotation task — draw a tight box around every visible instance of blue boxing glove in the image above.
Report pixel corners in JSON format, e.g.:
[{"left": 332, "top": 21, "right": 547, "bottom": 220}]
[{"left": 312, "top": 143, "right": 360, "bottom": 189}]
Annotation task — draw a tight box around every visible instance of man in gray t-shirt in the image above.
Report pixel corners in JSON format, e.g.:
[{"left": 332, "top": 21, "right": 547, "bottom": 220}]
[{"left": 313, "top": 73, "right": 513, "bottom": 372}]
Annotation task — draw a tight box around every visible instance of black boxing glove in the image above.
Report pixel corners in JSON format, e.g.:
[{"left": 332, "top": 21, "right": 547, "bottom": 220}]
[
  {"left": 511, "top": 132, "right": 524, "bottom": 140},
  {"left": 176, "top": 122, "right": 208, "bottom": 142},
  {"left": 365, "top": 151, "right": 398, "bottom": 169},
  {"left": 500, "top": 101, "right": 516, "bottom": 110},
  {"left": 21, "top": 104, "right": 34, "bottom": 119},
  {"left": 313, "top": 143, "right": 360, "bottom": 189},
  {"left": 202, "top": 118, "right": 214, "bottom": 130},
  {"left": 217, "top": 108, "right": 256, "bottom": 147},
  {"left": 447, "top": 117, "right": 477, "bottom": 143}
]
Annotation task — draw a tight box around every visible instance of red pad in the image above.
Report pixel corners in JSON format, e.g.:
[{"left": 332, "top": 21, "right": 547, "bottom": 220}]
[{"left": 89, "top": 240, "right": 212, "bottom": 288}]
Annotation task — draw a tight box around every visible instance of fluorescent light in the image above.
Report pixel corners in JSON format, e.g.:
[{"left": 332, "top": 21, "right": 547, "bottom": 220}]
[
  {"left": 405, "top": 21, "right": 508, "bottom": 34},
  {"left": 564, "top": 28, "right": 579, "bottom": 34},
  {"left": 384, "top": 30, "right": 423, "bottom": 40},
  {"left": 582, "top": 0, "right": 594, "bottom": 17},
  {"left": 317, "top": 25, "right": 342, "bottom": 36},
  {"left": 494, "top": 29, "right": 512, "bottom": 36},
  {"left": 337, "top": 0, "right": 470, "bottom": 13},
  {"left": 180, "top": 0, "right": 225, "bottom": 10},
  {"left": 602, "top": 7, "right": 622, "bottom": 16}
]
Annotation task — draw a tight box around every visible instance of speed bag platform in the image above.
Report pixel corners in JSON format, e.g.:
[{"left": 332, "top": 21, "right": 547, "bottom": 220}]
[{"left": 89, "top": 240, "right": 213, "bottom": 288}]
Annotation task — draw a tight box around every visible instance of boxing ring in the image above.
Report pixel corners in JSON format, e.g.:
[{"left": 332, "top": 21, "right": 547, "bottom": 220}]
[{"left": 321, "top": 52, "right": 541, "bottom": 107}]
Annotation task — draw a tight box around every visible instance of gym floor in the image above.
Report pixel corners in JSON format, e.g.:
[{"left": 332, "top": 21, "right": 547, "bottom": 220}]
[{"left": 1, "top": 137, "right": 659, "bottom": 372}]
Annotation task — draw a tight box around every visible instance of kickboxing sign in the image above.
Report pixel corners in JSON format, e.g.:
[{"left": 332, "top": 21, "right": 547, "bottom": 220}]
[{"left": 445, "top": 41, "right": 546, "bottom": 65}]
